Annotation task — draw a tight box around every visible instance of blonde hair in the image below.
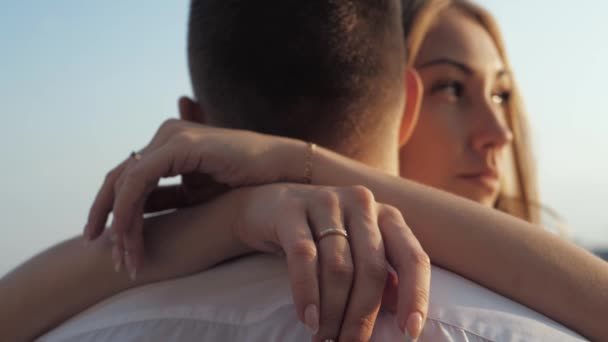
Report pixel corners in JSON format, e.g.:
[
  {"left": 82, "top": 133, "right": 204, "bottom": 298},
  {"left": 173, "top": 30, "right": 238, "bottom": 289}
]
[{"left": 404, "top": 0, "right": 542, "bottom": 224}]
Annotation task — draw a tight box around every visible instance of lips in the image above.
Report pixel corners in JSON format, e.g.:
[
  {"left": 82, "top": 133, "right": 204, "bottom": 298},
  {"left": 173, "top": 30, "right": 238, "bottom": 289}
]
[{"left": 458, "top": 169, "right": 500, "bottom": 191}]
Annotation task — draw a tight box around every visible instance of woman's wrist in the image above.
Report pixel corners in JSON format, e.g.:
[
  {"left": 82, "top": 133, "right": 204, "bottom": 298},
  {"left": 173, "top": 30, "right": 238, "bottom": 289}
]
[
  {"left": 267, "top": 136, "right": 353, "bottom": 186},
  {"left": 268, "top": 137, "right": 317, "bottom": 184}
]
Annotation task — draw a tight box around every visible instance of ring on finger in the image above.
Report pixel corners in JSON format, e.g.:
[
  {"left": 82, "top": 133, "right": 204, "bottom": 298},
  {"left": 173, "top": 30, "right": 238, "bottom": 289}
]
[
  {"left": 130, "top": 151, "right": 142, "bottom": 161},
  {"left": 316, "top": 228, "right": 348, "bottom": 242}
]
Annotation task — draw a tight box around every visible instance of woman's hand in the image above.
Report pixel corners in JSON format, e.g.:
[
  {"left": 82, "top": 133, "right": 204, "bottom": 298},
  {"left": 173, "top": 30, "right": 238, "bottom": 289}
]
[
  {"left": 83, "top": 119, "right": 305, "bottom": 275},
  {"left": 232, "top": 183, "right": 430, "bottom": 341},
  {"left": 80, "top": 117, "right": 431, "bottom": 339}
]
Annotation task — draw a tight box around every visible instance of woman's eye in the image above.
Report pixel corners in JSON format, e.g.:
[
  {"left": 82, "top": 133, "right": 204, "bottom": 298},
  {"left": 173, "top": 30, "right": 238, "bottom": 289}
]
[
  {"left": 432, "top": 81, "right": 464, "bottom": 99},
  {"left": 492, "top": 91, "right": 511, "bottom": 105}
]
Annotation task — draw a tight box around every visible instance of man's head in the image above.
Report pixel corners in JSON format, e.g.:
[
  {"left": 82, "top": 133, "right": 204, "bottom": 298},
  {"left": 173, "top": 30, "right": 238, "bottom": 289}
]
[{"left": 181, "top": 0, "right": 421, "bottom": 171}]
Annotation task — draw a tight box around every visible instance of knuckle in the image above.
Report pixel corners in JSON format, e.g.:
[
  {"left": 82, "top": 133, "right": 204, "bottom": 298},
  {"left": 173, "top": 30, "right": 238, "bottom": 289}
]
[
  {"left": 281, "top": 197, "right": 306, "bottom": 213},
  {"left": 288, "top": 240, "right": 317, "bottom": 264},
  {"left": 380, "top": 204, "right": 402, "bottom": 222},
  {"left": 159, "top": 118, "right": 180, "bottom": 133},
  {"left": 173, "top": 131, "right": 197, "bottom": 146},
  {"left": 410, "top": 249, "right": 431, "bottom": 268},
  {"left": 361, "top": 257, "right": 388, "bottom": 285},
  {"left": 377, "top": 205, "right": 403, "bottom": 228},
  {"left": 323, "top": 254, "right": 354, "bottom": 279},
  {"left": 314, "top": 189, "right": 340, "bottom": 210},
  {"left": 346, "top": 185, "right": 375, "bottom": 207}
]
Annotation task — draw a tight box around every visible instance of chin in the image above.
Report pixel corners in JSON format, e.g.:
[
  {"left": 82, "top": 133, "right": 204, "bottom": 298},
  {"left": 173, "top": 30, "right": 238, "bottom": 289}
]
[
  {"left": 450, "top": 183, "right": 499, "bottom": 207},
  {"left": 476, "top": 195, "right": 499, "bottom": 207}
]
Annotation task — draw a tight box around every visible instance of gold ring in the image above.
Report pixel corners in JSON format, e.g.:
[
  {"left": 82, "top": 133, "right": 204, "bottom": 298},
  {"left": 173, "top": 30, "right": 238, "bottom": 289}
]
[
  {"left": 317, "top": 228, "right": 348, "bottom": 242},
  {"left": 130, "top": 151, "right": 142, "bottom": 161}
]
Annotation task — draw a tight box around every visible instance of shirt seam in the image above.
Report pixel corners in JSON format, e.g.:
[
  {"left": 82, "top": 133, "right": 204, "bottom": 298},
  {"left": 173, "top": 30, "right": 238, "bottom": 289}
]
[{"left": 426, "top": 317, "right": 497, "bottom": 342}]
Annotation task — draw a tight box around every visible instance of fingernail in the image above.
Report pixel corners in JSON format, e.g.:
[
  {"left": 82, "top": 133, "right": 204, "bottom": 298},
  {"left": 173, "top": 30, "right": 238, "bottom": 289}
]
[
  {"left": 125, "top": 252, "right": 137, "bottom": 281},
  {"left": 303, "top": 304, "right": 319, "bottom": 334},
  {"left": 406, "top": 312, "right": 423, "bottom": 340},
  {"left": 112, "top": 246, "right": 122, "bottom": 272}
]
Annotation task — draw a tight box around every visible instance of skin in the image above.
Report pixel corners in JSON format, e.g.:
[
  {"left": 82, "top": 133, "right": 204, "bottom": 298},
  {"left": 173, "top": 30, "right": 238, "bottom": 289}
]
[
  {"left": 401, "top": 8, "right": 514, "bottom": 207},
  {"left": 3, "top": 6, "right": 608, "bottom": 342}
]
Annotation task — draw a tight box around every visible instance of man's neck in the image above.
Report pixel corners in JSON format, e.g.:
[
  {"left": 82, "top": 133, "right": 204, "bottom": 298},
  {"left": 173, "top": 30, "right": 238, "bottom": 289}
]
[{"left": 355, "top": 151, "right": 399, "bottom": 176}]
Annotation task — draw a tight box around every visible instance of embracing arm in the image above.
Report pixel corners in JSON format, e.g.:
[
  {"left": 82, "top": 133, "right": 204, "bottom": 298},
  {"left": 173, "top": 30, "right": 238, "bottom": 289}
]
[
  {"left": 1, "top": 181, "right": 429, "bottom": 342},
  {"left": 0, "top": 191, "right": 249, "bottom": 342},
  {"left": 303, "top": 142, "right": 608, "bottom": 340},
  {"left": 83, "top": 120, "right": 606, "bottom": 340}
]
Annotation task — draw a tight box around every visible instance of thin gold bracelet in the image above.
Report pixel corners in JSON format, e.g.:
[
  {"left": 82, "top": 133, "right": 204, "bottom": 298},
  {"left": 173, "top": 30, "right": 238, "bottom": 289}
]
[{"left": 304, "top": 142, "right": 316, "bottom": 184}]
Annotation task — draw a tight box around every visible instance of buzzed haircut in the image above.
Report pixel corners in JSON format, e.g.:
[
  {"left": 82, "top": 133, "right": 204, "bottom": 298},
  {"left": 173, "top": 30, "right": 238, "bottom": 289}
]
[
  {"left": 187, "top": 0, "right": 406, "bottom": 153},
  {"left": 402, "top": 0, "right": 427, "bottom": 40}
]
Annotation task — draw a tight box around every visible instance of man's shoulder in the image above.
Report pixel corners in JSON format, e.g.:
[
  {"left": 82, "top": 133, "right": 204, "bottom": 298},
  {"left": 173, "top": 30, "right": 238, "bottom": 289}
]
[
  {"left": 39, "top": 254, "right": 302, "bottom": 341},
  {"left": 39, "top": 256, "right": 587, "bottom": 342},
  {"left": 424, "top": 266, "right": 586, "bottom": 341}
]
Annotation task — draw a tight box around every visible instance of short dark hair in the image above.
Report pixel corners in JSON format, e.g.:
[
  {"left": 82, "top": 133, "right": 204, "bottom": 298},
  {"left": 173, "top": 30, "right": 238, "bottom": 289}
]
[
  {"left": 401, "top": 0, "right": 427, "bottom": 40},
  {"left": 187, "top": 0, "right": 405, "bottom": 152}
]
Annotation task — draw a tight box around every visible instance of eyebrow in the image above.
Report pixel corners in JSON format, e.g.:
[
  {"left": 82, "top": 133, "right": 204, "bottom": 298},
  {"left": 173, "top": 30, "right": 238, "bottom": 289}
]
[
  {"left": 417, "top": 58, "right": 511, "bottom": 78},
  {"left": 417, "top": 58, "right": 473, "bottom": 75}
]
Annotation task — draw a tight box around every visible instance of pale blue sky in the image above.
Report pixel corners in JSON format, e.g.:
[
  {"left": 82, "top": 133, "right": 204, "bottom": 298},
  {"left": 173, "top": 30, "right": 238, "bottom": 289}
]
[{"left": 1, "top": 1, "right": 606, "bottom": 275}]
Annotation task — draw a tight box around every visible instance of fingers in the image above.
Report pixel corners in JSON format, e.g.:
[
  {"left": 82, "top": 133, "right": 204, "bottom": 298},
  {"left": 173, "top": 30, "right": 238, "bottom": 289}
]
[
  {"left": 274, "top": 207, "right": 321, "bottom": 335},
  {"left": 338, "top": 186, "right": 387, "bottom": 342},
  {"left": 85, "top": 119, "right": 199, "bottom": 278},
  {"left": 84, "top": 118, "right": 195, "bottom": 241},
  {"left": 107, "top": 147, "right": 162, "bottom": 278},
  {"left": 84, "top": 160, "right": 129, "bottom": 241},
  {"left": 377, "top": 204, "right": 430, "bottom": 339},
  {"left": 123, "top": 200, "right": 147, "bottom": 280},
  {"left": 380, "top": 266, "right": 399, "bottom": 314},
  {"left": 109, "top": 143, "right": 180, "bottom": 266},
  {"left": 307, "top": 190, "right": 353, "bottom": 342}
]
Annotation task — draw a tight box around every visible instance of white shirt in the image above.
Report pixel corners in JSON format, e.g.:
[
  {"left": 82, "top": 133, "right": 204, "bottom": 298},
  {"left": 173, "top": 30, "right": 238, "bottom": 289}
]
[{"left": 38, "top": 254, "right": 587, "bottom": 342}]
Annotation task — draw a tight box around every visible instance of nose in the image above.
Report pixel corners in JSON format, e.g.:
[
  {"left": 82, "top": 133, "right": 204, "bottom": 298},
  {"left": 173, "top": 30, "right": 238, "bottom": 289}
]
[{"left": 471, "top": 97, "right": 513, "bottom": 153}]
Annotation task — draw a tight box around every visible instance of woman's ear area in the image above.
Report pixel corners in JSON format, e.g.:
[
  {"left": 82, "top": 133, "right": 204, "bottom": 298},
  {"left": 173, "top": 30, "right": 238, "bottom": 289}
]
[
  {"left": 399, "top": 68, "right": 423, "bottom": 147},
  {"left": 178, "top": 96, "right": 207, "bottom": 124}
]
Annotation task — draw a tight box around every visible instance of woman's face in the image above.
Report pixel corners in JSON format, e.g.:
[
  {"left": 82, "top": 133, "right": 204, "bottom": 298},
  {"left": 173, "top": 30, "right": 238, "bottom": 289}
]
[{"left": 399, "top": 7, "right": 514, "bottom": 207}]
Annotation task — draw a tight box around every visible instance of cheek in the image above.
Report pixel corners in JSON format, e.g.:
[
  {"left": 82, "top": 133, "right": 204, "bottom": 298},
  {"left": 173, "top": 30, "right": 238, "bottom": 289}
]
[{"left": 399, "top": 103, "right": 465, "bottom": 186}]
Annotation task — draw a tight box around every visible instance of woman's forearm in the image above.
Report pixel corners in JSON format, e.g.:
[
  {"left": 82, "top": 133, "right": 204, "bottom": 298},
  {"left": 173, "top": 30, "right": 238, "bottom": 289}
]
[
  {"left": 302, "top": 143, "right": 608, "bottom": 340},
  {"left": 0, "top": 192, "right": 251, "bottom": 341}
]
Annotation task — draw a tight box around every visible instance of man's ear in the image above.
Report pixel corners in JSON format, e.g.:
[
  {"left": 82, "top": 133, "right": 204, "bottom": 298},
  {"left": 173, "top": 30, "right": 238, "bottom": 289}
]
[
  {"left": 398, "top": 68, "right": 423, "bottom": 147},
  {"left": 178, "top": 96, "right": 207, "bottom": 124}
]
